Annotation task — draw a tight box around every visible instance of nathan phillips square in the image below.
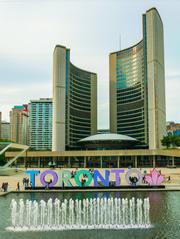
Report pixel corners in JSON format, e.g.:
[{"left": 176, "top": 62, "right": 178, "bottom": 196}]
[{"left": 0, "top": 1, "right": 180, "bottom": 239}]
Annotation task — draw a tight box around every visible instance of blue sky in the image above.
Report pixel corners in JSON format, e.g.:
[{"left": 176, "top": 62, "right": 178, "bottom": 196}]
[{"left": 0, "top": 0, "right": 179, "bottom": 128}]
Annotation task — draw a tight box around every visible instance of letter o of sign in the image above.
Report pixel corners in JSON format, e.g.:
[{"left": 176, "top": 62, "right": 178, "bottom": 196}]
[
  {"left": 40, "top": 170, "right": 58, "bottom": 187},
  {"left": 125, "top": 169, "right": 143, "bottom": 185},
  {"left": 74, "top": 170, "right": 92, "bottom": 187}
]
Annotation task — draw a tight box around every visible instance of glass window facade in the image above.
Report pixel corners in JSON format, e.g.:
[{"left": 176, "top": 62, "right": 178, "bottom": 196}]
[
  {"left": 52, "top": 45, "right": 97, "bottom": 151},
  {"left": 29, "top": 99, "right": 52, "bottom": 150},
  {"left": 66, "top": 63, "right": 93, "bottom": 149},
  {"left": 113, "top": 41, "right": 148, "bottom": 146}
]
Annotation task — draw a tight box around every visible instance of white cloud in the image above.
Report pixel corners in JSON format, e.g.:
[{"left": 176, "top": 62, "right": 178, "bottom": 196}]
[
  {"left": 166, "top": 74, "right": 180, "bottom": 122},
  {"left": 0, "top": 82, "right": 51, "bottom": 121},
  {"left": 0, "top": 0, "right": 179, "bottom": 127}
]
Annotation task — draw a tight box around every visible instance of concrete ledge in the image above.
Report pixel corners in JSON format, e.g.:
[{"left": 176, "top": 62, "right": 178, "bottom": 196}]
[
  {"left": 25, "top": 185, "right": 165, "bottom": 190},
  {"left": 0, "top": 192, "right": 10, "bottom": 197},
  {"left": 1, "top": 185, "right": 180, "bottom": 196},
  {"left": 11, "top": 188, "right": 180, "bottom": 192}
]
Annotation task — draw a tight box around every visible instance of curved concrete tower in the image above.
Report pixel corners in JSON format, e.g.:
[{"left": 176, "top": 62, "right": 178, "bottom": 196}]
[
  {"left": 110, "top": 8, "right": 166, "bottom": 149},
  {"left": 52, "top": 45, "right": 67, "bottom": 151},
  {"left": 52, "top": 45, "right": 97, "bottom": 151}
]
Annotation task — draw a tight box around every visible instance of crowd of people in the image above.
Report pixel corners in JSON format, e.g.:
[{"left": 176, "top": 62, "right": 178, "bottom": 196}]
[
  {"left": 22, "top": 177, "right": 30, "bottom": 188},
  {"left": 1, "top": 181, "right": 21, "bottom": 192},
  {"left": 129, "top": 176, "right": 138, "bottom": 186},
  {"left": 1, "top": 182, "right": 8, "bottom": 192}
]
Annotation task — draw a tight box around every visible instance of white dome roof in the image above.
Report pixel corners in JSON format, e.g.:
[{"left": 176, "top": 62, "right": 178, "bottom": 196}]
[{"left": 79, "top": 133, "right": 138, "bottom": 142}]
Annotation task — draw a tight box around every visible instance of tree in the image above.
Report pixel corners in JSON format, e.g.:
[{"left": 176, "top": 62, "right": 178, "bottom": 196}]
[
  {"left": 161, "top": 136, "right": 172, "bottom": 148},
  {"left": 161, "top": 135, "right": 180, "bottom": 148},
  {"left": 0, "top": 153, "right": 7, "bottom": 166},
  {"left": 174, "top": 136, "right": 180, "bottom": 147}
]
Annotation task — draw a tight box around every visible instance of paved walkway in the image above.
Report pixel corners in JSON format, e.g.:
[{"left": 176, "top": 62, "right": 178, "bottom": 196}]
[{"left": 1, "top": 186, "right": 180, "bottom": 196}]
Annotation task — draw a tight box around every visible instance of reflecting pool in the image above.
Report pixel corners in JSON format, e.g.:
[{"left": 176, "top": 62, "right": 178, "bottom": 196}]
[{"left": 0, "top": 191, "right": 180, "bottom": 239}]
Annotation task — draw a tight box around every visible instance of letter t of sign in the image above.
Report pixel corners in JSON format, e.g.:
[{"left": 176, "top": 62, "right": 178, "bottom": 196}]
[
  {"left": 25, "top": 170, "right": 40, "bottom": 187},
  {"left": 111, "top": 169, "right": 125, "bottom": 186}
]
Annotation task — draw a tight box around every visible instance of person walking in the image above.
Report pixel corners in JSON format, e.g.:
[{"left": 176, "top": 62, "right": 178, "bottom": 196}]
[
  {"left": 22, "top": 178, "right": 26, "bottom": 188},
  {"left": 1, "top": 183, "right": 4, "bottom": 192},
  {"left": 6, "top": 182, "right": 9, "bottom": 192},
  {"left": 26, "top": 177, "right": 29, "bottom": 187},
  {"left": 4, "top": 182, "right": 8, "bottom": 192},
  {"left": 16, "top": 182, "right": 20, "bottom": 191}
]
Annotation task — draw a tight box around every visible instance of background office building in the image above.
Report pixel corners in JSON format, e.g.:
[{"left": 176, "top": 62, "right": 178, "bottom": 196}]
[
  {"left": 29, "top": 98, "right": 52, "bottom": 150},
  {"left": 1, "top": 121, "right": 11, "bottom": 140},
  {"left": 53, "top": 45, "right": 97, "bottom": 151},
  {"left": 0, "top": 109, "right": 10, "bottom": 141},
  {"left": 0, "top": 112, "right": 1, "bottom": 139},
  {"left": 10, "top": 105, "right": 29, "bottom": 145},
  {"left": 167, "top": 122, "right": 180, "bottom": 136},
  {"left": 110, "top": 8, "right": 166, "bottom": 149}
]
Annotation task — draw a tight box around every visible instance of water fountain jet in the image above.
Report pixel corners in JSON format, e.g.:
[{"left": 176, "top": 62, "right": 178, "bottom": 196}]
[{"left": 7, "top": 197, "right": 151, "bottom": 231}]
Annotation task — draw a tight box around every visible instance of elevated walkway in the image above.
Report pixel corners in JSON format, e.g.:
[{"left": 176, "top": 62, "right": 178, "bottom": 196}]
[{"left": 0, "top": 142, "right": 29, "bottom": 176}]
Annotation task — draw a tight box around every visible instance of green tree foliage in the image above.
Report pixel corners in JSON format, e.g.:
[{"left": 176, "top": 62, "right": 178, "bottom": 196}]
[
  {"left": 0, "top": 139, "right": 11, "bottom": 142},
  {"left": 161, "top": 135, "right": 180, "bottom": 148},
  {"left": 0, "top": 153, "right": 7, "bottom": 166},
  {"left": 174, "top": 136, "right": 180, "bottom": 147}
]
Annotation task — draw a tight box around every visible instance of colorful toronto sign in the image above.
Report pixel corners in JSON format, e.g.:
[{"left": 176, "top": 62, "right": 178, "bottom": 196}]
[{"left": 25, "top": 168, "right": 164, "bottom": 187}]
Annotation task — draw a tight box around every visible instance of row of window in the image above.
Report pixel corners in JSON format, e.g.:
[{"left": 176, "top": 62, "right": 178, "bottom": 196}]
[
  {"left": 117, "top": 121, "right": 145, "bottom": 130},
  {"left": 117, "top": 115, "right": 144, "bottom": 123},
  {"left": 116, "top": 59, "right": 144, "bottom": 72},
  {"left": 117, "top": 90, "right": 143, "bottom": 98},
  {"left": 116, "top": 69, "right": 144, "bottom": 80},
  {"left": 30, "top": 125, "right": 52, "bottom": 128},
  {"left": 69, "top": 130, "right": 90, "bottom": 136},
  {"left": 70, "top": 84, "right": 90, "bottom": 96},
  {"left": 70, "top": 75, "right": 91, "bottom": 87},
  {"left": 70, "top": 98, "right": 91, "bottom": 107},
  {"left": 70, "top": 114, "right": 91, "bottom": 122},
  {"left": 117, "top": 94, "right": 143, "bottom": 104},
  {"left": 117, "top": 91, "right": 144, "bottom": 101},
  {"left": 117, "top": 74, "right": 143, "bottom": 83},
  {"left": 117, "top": 82, "right": 142, "bottom": 93},
  {"left": 117, "top": 53, "right": 144, "bottom": 65},
  {"left": 70, "top": 80, "right": 91, "bottom": 93},
  {"left": 71, "top": 96, "right": 90, "bottom": 105},
  {"left": 117, "top": 107, "right": 144, "bottom": 115},
  {"left": 117, "top": 131, "right": 145, "bottom": 137},
  {"left": 116, "top": 83, "right": 142, "bottom": 90},
  {"left": 70, "top": 87, "right": 90, "bottom": 99},
  {"left": 69, "top": 102, "right": 90, "bottom": 112},
  {"left": 116, "top": 79, "right": 143, "bottom": 88},
  {"left": 70, "top": 69, "right": 91, "bottom": 82},
  {"left": 116, "top": 41, "right": 143, "bottom": 57},
  {"left": 69, "top": 127, "right": 90, "bottom": 134},
  {"left": 69, "top": 120, "right": 91, "bottom": 126},
  {"left": 71, "top": 90, "right": 91, "bottom": 101}
]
